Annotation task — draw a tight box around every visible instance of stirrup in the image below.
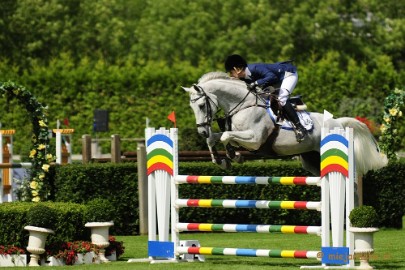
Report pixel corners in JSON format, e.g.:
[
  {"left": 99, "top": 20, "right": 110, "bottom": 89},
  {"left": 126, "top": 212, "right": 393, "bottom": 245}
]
[
  {"left": 276, "top": 116, "right": 284, "bottom": 126},
  {"left": 295, "top": 126, "right": 307, "bottom": 142}
]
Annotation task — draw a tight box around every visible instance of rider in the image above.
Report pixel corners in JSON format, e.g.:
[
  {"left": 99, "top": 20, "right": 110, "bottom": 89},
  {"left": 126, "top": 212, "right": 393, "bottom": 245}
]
[{"left": 224, "top": 54, "right": 307, "bottom": 142}]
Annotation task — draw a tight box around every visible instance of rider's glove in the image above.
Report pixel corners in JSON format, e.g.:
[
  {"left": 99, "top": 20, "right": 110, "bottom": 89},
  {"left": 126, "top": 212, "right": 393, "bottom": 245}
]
[{"left": 248, "top": 81, "right": 258, "bottom": 91}]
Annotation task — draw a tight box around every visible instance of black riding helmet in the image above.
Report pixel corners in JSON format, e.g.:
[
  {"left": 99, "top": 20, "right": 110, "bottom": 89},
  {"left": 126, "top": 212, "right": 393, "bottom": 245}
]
[{"left": 224, "top": 54, "right": 248, "bottom": 72}]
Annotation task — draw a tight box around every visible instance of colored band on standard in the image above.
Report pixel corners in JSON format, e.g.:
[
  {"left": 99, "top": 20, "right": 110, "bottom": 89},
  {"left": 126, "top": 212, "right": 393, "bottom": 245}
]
[
  {"left": 320, "top": 134, "right": 348, "bottom": 149},
  {"left": 146, "top": 134, "right": 173, "bottom": 148},
  {"left": 176, "top": 199, "right": 321, "bottom": 210},
  {"left": 320, "top": 134, "right": 349, "bottom": 177},
  {"left": 176, "top": 246, "right": 319, "bottom": 259},
  {"left": 146, "top": 136, "right": 174, "bottom": 175},
  {"left": 175, "top": 175, "right": 321, "bottom": 186},
  {"left": 147, "top": 163, "right": 173, "bottom": 176},
  {"left": 147, "top": 154, "right": 173, "bottom": 169},
  {"left": 176, "top": 223, "right": 321, "bottom": 235}
]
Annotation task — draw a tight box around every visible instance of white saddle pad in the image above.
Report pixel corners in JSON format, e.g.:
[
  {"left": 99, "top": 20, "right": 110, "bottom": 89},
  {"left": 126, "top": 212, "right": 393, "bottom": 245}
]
[
  {"left": 282, "top": 110, "right": 313, "bottom": 131},
  {"left": 266, "top": 105, "right": 313, "bottom": 131}
]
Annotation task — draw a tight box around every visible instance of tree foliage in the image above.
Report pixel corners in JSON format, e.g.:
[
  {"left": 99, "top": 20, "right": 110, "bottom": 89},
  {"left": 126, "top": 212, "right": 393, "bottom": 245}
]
[{"left": 0, "top": 0, "right": 403, "bottom": 154}]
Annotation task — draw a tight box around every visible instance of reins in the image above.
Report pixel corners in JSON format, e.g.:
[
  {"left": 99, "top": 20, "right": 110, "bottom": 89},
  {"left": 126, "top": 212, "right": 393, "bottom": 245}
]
[{"left": 225, "top": 86, "right": 276, "bottom": 118}]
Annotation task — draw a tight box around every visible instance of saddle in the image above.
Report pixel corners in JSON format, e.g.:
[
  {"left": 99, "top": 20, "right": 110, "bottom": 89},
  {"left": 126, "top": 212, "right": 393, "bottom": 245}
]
[
  {"left": 257, "top": 86, "right": 307, "bottom": 120},
  {"left": 268, "top": 94, "right": 307, "bottom": 121}
]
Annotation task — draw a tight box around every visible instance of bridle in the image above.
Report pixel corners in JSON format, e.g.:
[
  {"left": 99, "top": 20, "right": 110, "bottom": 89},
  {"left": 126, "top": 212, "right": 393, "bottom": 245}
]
[{"left": 190, "top": 84, "right": 219, "bottom": 129}]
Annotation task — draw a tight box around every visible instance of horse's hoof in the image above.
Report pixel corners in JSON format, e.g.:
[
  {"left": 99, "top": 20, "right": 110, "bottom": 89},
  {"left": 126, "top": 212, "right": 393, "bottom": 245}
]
[
  {"left": 220, "top": 159, "right": 232, "bottom": 170},
  {"left": 212, "top": 158, "right": 222, "bottom": 165}
]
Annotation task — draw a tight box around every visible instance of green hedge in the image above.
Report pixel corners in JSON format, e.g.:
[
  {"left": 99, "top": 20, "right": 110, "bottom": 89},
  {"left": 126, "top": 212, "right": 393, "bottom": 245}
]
[
  {"left": 53, "top": 163, "right": 138, "bottom": 235},
  {"left": 363, "top": 162, "right": 405, "bottom": 228},
  {"left": 0, "top": 202, "right": 87, "bottom": 247}
]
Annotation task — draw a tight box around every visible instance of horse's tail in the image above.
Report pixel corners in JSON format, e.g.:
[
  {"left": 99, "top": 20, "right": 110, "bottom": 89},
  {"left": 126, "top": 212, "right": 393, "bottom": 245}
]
[{"left": 337, "top": 117, "right": 388, "bottom": 176}]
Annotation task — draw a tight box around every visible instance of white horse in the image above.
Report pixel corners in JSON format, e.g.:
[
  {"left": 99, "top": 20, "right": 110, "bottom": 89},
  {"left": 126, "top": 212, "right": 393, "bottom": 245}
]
[{"left": 182, "top": 72, "right": 388, "bottom": 177}]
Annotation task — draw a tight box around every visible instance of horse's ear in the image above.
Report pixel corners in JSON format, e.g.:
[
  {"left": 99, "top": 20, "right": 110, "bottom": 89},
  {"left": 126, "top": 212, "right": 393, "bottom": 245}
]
[{"left": 181, "top": 86, "right": 190, "bottom": 92}]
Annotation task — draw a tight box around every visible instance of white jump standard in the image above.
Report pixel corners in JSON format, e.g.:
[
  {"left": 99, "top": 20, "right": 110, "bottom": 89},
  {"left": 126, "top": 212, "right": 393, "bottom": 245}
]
[{"left": 131, "top": 127, "right": 356, "bottom": 268}]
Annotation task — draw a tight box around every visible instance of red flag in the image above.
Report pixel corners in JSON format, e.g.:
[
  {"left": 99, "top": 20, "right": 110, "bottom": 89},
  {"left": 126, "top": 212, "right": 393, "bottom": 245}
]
[
  {"left": 63, "top": 118, "right": 69, "bottom": 127},
  {"left": 167, "top": 111, "right": 176, "bottom": 127}
]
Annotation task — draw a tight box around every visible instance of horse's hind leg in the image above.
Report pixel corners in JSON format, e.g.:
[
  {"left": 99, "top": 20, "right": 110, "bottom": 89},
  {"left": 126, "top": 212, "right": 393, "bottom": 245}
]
[{"left": 300, "top": 151, "right": 321, "bottom": 176}]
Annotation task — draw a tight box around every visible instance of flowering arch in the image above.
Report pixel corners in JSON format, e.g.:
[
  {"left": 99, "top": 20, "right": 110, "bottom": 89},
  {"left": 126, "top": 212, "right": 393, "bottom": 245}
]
[
  {"left": 380, "top": 88, "right": 405, "bottom": 162},
  {"left": 0, "top": 82, "right": 54, "bottom": 202}
]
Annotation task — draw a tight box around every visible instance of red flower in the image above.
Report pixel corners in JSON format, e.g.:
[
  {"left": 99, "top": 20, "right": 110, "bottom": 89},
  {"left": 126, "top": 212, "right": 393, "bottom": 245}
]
[
  {"left": 105, "top": 236, "right": 125, "bottom": 258},
  {"left": 0, "top": 245, "right": 25, "bottom": 255},
  {"left": 355, "top": 116, "right": 379, "bottom": 135}
]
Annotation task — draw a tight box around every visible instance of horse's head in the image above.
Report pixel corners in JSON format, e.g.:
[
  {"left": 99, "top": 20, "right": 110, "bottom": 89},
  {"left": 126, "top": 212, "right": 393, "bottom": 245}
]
[{"left": 182, "top": 84, "right": 218, "bottom": 138}]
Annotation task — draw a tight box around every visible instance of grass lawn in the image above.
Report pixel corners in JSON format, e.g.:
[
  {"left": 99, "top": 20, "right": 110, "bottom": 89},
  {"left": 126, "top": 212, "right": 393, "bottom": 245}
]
[{"left": 8, "top": 217, "right": 402, "bottom": 270}]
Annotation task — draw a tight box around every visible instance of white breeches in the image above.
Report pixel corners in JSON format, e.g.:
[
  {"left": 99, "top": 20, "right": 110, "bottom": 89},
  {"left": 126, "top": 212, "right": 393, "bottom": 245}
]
[{"left": 278, "top": 72, "right": 298, "bottom": 106}]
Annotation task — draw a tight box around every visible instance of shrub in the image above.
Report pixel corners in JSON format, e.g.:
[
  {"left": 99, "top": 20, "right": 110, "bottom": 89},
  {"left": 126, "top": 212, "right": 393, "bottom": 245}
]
[
  {"left": 85, "top": 198, "right": 114, "bottom": 223},
  {"left": 54, "top": 163, "right": 138, "bottom": 235},
  {"left": 349, "top": 205, "right": 379, "bottom": 228},
  {"left": 0, "top": 202, "right": 88, "bottom": 247},
  {"left": 363, "top": 162, "right": 405, "bottom": 228},
  {"left": 26, "top": 204, "right": 58, "bottom": 230}
]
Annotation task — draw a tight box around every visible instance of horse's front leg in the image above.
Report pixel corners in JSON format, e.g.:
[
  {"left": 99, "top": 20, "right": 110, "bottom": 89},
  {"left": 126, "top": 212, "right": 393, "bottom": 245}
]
[
  {"left": 220, "top": 130, "right": 262, "bottom": 151},
  {"left": 209, "top": 131, "right": 236, "bottom": 160},
  {"left": 206, "top": 131, "right": 234, "bottom": 169},
  {"left": 206, "top": 131, "right": 223, "bottom": 165}
]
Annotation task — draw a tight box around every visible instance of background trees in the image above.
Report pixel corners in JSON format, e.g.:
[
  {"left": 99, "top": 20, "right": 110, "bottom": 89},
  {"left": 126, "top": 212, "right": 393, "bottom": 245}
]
[{"left": 0, "top": 0, "right": 403, "bottom": 154}]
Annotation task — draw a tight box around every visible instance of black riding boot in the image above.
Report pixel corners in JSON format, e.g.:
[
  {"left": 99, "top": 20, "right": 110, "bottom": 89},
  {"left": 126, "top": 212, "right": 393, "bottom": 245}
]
[{"left": 282, "top": 101, "right": 307, "bottom": 142}]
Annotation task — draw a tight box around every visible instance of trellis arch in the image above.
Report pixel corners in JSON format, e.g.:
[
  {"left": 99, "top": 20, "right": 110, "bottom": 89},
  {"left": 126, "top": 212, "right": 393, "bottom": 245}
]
[{"left": 0, "top": 81, "right": 54, "bottom": 202}]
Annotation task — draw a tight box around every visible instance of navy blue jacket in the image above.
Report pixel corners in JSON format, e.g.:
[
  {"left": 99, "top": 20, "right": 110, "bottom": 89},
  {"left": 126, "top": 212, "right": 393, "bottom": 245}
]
[{"left": 246, "top": 61, "right": 297, "bottom": 87}]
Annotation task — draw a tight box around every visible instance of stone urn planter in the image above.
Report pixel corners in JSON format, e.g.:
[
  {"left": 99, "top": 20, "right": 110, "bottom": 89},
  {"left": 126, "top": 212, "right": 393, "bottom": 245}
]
[
  {"left": 349, "top": 205, "right": 379, "bottom": 270},
  {"left": 84, "top": 198, "right": 115, "bottom": 263},
  {"left": 24, "top": 204, "right": 58, "bottom": 267},
  {"left": 349, "top": 227, "right": 379, "bottom": 269},
  {"left": 85, "top": 222, "right": 114, "bottom": 263},
  {"left": 24, "top": 226, "right": 54, "bottom": 266}
]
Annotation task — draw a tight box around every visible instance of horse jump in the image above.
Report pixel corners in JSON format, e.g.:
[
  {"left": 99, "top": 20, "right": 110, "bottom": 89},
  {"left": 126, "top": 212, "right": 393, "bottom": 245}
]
[{"left": 134, "top": 127, "right": 355, "bottom": 268}]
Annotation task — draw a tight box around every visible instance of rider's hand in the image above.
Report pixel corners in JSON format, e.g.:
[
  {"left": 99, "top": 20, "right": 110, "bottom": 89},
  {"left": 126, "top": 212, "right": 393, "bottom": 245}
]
[{"left": 248, "top": 82, "right": 258, "bottom": 91}]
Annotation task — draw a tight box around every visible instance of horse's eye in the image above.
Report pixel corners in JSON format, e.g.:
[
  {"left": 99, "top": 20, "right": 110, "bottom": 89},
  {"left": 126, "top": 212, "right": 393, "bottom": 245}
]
[{"left": 198, "top": 103, "right": 205, "bottom": 109}]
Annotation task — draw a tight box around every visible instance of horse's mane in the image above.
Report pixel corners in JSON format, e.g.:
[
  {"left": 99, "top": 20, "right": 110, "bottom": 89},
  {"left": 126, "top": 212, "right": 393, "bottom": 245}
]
[{"left": 198, "top": 71, "right": 231, "bottom": 84}]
